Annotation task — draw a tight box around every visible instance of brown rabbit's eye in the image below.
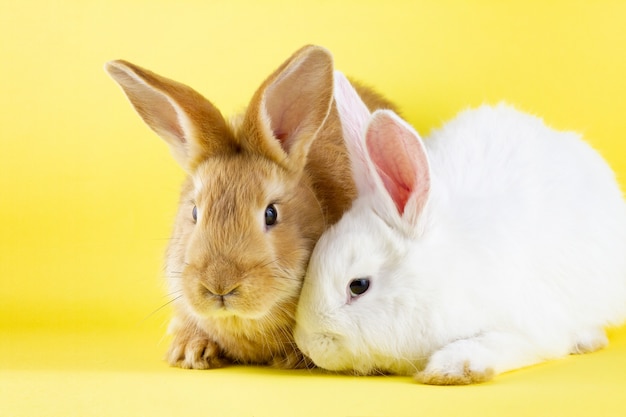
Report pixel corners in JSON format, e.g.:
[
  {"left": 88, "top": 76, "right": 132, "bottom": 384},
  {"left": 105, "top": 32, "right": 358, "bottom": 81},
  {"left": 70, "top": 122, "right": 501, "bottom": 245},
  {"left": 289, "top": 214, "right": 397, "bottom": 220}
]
[
  {"left": 265, "top": 204, "right": 278, "bottom": 227},
  {"left": 192, "top": 206, "right": 198, "bottom": 223}
]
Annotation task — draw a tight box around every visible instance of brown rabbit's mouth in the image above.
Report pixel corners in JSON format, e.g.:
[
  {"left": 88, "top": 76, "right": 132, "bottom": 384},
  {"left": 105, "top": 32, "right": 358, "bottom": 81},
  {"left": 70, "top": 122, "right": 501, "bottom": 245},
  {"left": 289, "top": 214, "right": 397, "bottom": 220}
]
[
  {"left": 187, "top": 288, "right": 254, "bottom": 319},
  {"left": 182, "top": 276, "right": 298, "bottom": 322},
  {"left": 179, "top": 246, "right": 308, "bottom": 322},
  {"left": 198, "top": 290, "right": 241, "bottom": 317}
]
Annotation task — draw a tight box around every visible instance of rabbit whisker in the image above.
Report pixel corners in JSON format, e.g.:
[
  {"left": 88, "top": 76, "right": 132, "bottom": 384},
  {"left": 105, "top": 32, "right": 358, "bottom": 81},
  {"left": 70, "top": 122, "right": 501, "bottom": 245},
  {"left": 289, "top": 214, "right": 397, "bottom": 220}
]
[{"left": 139, "top": 294, "right": 183, "bottom": 325}]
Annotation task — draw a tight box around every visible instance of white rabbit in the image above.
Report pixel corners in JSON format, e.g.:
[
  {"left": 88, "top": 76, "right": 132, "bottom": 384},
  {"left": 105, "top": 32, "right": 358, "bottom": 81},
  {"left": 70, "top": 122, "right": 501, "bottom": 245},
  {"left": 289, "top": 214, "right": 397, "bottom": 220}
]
[{"left": 294, "top": 71, "right": 626, "bottom": 385}]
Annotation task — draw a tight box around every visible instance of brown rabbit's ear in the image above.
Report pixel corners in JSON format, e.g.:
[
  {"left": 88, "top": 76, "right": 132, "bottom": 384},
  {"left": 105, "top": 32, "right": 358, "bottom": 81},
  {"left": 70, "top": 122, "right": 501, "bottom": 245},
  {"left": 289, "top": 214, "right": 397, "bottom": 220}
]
[
  {"left": 243, "top": 45, "right": 334, "bottom": 174},
  {"left": 104, "top": 60, "right": 234, "bottom": 172}
]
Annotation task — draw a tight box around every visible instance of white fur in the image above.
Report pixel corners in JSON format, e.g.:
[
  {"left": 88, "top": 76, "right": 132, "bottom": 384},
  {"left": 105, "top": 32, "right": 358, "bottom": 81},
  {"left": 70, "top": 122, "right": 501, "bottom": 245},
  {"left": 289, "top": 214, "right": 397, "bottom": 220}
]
[{"left": 294, "top": 77, "right": 626, "bottom": 384}]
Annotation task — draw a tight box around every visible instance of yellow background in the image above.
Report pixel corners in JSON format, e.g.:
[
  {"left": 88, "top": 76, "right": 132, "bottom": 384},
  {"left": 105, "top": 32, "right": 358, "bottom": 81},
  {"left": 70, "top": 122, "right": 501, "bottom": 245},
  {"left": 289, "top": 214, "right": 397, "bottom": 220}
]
[{"left": 1, "top": 1, "right": 625, "bottom": 416}]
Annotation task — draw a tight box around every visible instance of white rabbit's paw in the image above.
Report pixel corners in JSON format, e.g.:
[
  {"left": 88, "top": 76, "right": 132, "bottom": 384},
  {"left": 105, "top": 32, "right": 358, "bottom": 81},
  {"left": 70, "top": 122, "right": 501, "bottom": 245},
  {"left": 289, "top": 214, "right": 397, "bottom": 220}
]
[
  {"left": 415, "top": 348, "right": 495, "bottom": 385},
  {"left": 571, "top": 328, "right": 608, "bottom": 354},
  {"left": 415, "top": 361, "right": 494, "bottom": 385},
  {"left": 167, "top": 333, "right": 228, "bottom": 370}
]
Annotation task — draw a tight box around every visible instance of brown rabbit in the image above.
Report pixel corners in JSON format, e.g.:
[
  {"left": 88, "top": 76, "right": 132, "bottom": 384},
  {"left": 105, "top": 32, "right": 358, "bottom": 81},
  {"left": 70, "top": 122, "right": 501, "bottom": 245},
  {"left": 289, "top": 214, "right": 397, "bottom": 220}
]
[{"left": 105, "top": 45, "right": 396, "bottom": 369}]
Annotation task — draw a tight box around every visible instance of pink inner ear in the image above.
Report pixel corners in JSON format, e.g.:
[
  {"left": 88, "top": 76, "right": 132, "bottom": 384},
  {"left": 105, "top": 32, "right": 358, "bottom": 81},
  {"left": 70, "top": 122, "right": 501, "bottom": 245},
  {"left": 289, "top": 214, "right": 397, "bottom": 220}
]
[
  {"left": 273, "top": 131, "right": 288, "bottom": 141},
  {"left": 157, "top": 102, "right": 186, "bottom": 143},
  {"left": 366, "top": 113, "right": 429, "bottom": 216}
]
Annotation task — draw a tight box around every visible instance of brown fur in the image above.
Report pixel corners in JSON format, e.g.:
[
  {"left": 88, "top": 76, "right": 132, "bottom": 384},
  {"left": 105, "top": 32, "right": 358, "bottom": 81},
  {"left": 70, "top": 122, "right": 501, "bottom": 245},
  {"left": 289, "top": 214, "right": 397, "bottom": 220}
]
[{"left": 105, "top": 45, "right": 397, "bottom": 369}]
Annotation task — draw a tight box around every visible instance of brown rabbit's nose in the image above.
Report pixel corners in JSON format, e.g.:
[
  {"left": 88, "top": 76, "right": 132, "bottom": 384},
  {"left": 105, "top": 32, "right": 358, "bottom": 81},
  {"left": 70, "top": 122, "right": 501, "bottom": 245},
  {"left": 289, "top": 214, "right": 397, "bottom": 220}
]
[
  {"left": 196, "top": 258, "right": 243, "bottom": 303},
  {"left": 201, "top": 282, "right": 239, "bottom": 299}
]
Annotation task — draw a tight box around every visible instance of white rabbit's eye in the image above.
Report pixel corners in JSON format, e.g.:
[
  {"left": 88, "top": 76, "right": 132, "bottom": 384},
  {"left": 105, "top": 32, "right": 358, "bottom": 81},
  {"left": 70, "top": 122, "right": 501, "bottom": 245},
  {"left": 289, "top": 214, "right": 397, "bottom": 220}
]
[
  {"left": 265, "top": 204, "right": 278, "bottom": 227},
  {"left": 349, "top": 278, "right": 370, "bottom": 297},
  {"left": 192, "top": 206, "right": 198, "bottom": 223}
]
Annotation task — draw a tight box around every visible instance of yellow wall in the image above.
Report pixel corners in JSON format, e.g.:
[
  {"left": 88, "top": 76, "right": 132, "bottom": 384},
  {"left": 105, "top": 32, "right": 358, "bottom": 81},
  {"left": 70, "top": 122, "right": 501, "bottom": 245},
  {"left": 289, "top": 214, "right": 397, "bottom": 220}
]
[{"left": 1, "top": 0, "right": 625, "bottom": 332}]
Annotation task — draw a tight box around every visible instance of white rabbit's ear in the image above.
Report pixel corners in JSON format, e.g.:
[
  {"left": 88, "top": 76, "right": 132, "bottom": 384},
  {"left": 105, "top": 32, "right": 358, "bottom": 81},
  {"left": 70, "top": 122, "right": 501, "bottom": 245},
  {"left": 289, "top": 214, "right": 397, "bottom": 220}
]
[
  {"left": 365, "top": 110, "right": 431, "bottom": 226},
  {"left": 105, "top": 60, "right": 234, "bottom": 172},
  {"left": 333, "top": 70, "right": 376, "bottom": 196}
]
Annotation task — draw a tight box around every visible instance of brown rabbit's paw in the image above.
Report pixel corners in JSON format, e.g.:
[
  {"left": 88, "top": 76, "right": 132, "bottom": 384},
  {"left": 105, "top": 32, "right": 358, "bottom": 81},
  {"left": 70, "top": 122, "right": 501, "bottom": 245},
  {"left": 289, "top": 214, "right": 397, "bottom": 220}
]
[
  {"left": 414, "top": 361, "right": 494, "bottom": 385},
  {"left": 167, "top": 336, "right": 228, "bottom": 370}
]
